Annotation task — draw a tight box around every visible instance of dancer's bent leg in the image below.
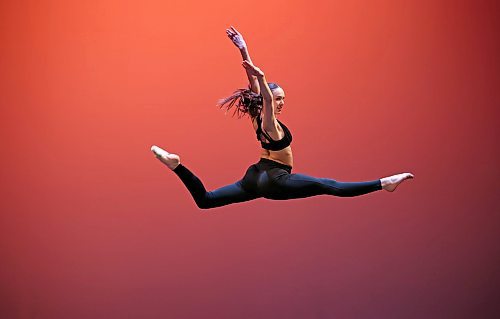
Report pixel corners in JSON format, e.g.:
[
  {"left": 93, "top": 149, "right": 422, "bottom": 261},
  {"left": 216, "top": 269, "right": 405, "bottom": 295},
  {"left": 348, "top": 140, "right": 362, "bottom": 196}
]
[
  {"left": 173, "top": 164, "right": 260, "bottom": 209},
  {"left": 265, "top": 173, "right": 382, "bottom": 200}
]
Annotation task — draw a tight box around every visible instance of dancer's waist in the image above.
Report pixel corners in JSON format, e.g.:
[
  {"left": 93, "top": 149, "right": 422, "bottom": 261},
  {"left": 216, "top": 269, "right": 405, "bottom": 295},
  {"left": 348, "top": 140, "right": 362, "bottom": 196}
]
[{"left": 257, "top": 158, "right": 292, "bottom": 172}]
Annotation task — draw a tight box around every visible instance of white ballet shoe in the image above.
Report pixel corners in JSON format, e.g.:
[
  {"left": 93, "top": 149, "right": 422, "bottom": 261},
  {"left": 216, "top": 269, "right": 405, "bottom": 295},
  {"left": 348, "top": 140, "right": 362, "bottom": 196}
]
[
  {"left": 151, "top": 145, "right": 169, "bottom": 158},
  {"left": 151, "top": 145, "right": 180, "bottom": 170},
  {"left": 381, "top": 173, "right": 414, "bottom": 192}
]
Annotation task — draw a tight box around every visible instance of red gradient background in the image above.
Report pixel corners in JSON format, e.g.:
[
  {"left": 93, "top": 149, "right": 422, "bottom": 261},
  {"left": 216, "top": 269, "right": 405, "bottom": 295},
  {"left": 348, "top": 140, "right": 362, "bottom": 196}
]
[{"left": 1, "top": 1, "right": 499, "bottom": 318}]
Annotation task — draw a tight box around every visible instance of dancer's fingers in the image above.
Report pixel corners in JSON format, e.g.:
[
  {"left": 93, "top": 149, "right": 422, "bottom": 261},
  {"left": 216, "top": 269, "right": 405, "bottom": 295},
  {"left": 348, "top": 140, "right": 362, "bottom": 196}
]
[{"left": 230, "top": 26, "right": 240, "bottom": 35}]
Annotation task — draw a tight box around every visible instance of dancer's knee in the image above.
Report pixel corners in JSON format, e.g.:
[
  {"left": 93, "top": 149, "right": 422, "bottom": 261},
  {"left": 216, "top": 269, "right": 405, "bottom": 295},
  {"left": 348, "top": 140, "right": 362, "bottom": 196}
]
[
  {"left": 192, "top": 193, "right": 215, "bottom": 209},
  {"left": 195, "top": 200, "right": 211, "bottom": 209},
  {"left": 195, "top": 196, "right": 218, "bottom": 209}
]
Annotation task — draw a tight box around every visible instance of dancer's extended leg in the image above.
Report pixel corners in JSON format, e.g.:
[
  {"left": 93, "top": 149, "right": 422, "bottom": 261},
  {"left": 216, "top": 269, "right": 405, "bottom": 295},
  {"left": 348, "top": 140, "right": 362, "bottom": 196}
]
[
  {"left": 152, "top": 145, "right": 259, "bottom": 209},
  {"left": 263, "top": 173, "right": 383, "bottom": 200},
  {"left": 172, "top": 164, "right": 260, "bottom": 209}
]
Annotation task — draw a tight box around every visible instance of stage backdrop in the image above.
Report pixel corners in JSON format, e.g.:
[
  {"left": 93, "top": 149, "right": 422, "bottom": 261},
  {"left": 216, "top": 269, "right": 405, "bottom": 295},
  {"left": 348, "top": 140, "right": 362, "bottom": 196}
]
[{"left": 1, "top": 0, "right": 499, "bottom": 318}]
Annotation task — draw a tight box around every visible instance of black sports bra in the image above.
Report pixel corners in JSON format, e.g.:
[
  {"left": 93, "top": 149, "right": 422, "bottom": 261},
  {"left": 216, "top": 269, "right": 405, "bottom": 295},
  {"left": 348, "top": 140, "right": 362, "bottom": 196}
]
[{"left": 255, "top": 116, "right": 293, "bottom": 151}]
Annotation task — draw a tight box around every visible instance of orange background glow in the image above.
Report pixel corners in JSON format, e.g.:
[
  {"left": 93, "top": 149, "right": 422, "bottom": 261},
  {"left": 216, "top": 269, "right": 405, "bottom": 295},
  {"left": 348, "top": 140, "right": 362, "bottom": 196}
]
[{"left": 1, "top": 0, "right": 499, "bottom": 318}]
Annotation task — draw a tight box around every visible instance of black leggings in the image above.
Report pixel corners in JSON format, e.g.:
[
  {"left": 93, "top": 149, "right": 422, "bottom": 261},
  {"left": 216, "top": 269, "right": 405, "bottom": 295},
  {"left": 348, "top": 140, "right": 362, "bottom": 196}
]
[{"left": 172, "top": 158, "right": 382, "bottom": 209}]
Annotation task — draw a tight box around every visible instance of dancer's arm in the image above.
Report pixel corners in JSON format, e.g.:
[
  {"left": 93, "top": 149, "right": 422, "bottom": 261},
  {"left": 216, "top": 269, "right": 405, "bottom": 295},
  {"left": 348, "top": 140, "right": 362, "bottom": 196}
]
[
  {"left": 242, "top": 60, "right": 276, "bottom": 129},
  {"left": 226, "top": 26, "right": 260, "bottom": 95}
]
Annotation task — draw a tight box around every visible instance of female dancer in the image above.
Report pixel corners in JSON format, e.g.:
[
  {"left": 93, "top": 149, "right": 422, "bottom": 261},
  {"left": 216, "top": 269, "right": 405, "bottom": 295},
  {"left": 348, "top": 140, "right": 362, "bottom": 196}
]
[{"left": 151, "top": 26, "right": 414, "bottom": 209}]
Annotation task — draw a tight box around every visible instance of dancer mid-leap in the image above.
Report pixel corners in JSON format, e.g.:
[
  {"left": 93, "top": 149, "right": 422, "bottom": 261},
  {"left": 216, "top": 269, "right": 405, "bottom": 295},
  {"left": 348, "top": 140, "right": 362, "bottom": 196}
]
[{"left": 151, "top": 26, "right": 414, "bottom": 209}]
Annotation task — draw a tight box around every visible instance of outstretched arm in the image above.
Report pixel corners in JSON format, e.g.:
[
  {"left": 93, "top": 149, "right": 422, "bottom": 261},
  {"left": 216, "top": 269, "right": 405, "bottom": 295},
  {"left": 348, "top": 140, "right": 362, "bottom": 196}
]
[
  {"left": 242, "top": 60, "right": 276, "bottom": 129},
  {"left": 226, "top": 26, "right": 260, "bottom": 95}
]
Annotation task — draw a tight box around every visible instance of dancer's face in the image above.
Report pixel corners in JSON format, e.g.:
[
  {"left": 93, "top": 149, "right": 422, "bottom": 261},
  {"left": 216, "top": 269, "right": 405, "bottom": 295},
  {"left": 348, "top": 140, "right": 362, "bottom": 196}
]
[{"left": 272, "top": 88, "right": 285, "bottom": 116}]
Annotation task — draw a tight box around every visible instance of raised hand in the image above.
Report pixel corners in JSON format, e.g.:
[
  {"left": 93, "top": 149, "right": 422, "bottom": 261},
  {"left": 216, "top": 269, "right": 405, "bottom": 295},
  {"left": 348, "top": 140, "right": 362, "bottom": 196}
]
[
  {"left": 226, "top": 26, "right": 247, "bottom": 50},
  {"left": 242, "top": 60, "right": 264, "bottom": 77}
]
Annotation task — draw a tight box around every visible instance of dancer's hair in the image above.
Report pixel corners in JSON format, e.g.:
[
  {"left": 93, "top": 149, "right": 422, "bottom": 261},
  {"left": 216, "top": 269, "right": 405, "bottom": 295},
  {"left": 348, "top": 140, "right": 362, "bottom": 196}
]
[{"left": 217, "top": 83, "right": 281, "bottom": 119}]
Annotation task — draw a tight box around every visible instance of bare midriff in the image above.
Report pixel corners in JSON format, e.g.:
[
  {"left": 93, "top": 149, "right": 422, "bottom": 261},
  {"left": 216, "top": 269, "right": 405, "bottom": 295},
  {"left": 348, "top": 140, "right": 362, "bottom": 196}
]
[{"left": 259, "top": 147, "right": 293, "bottom": 168}]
